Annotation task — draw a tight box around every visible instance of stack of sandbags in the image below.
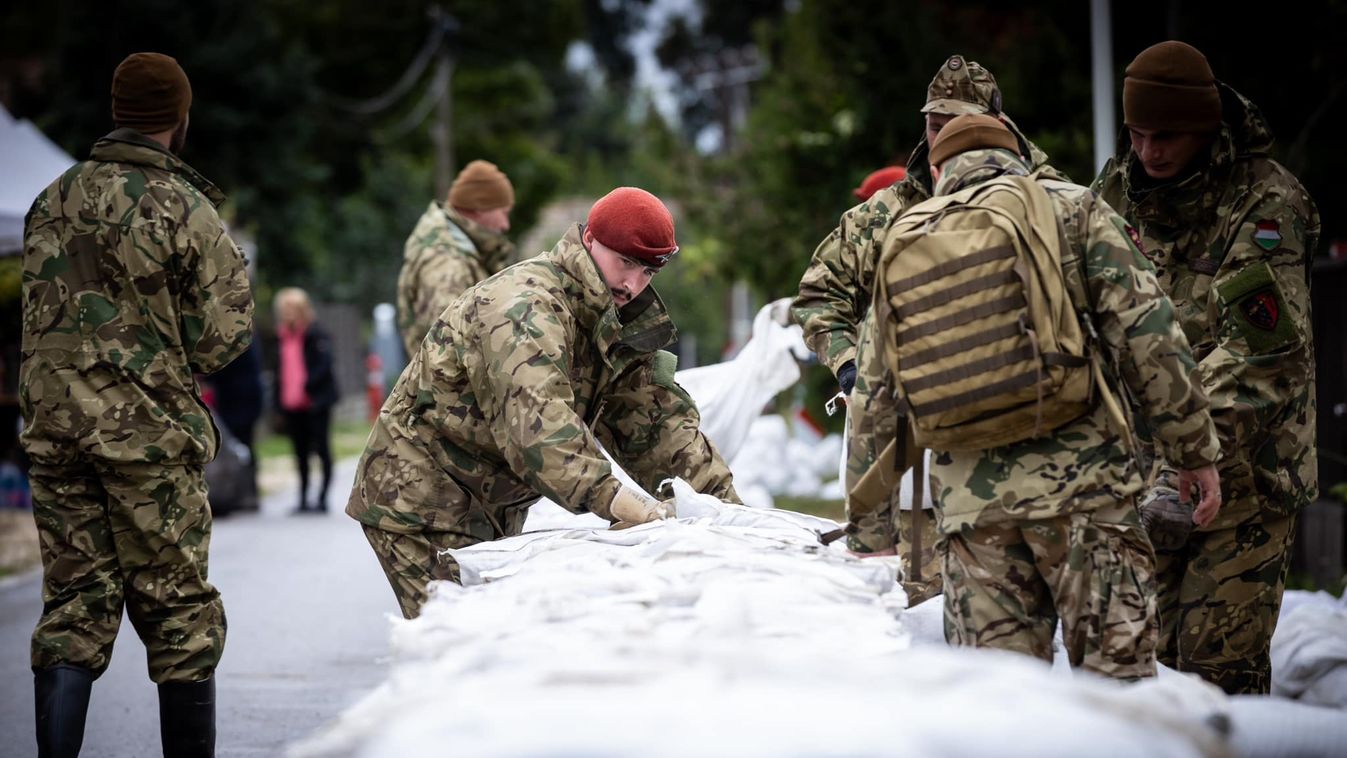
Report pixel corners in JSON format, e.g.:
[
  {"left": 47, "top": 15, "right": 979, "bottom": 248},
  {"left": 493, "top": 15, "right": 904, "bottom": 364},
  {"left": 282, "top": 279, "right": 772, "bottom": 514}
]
[{"left": 296, "top": 480, "right": 1235, "bottom": 758}]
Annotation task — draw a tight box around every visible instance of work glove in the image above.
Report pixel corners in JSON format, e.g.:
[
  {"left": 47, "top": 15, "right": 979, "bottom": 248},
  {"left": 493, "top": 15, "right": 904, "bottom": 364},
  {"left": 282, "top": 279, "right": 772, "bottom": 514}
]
[
  {"left": 837, "top": 360, "right": 857, "bottom": 395},
  {"left": 607, "top": 487, "right": 675, "bottom": 528},
  {"left": 1138, "top": 485, "right": 1193, "bottom": 552}
]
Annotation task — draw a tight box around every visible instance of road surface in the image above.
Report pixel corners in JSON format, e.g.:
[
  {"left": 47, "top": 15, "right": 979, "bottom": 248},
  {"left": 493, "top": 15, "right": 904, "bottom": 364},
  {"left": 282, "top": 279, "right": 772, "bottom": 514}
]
[{"left": 0, "top": 458, "right": 398, "bottom": 757}]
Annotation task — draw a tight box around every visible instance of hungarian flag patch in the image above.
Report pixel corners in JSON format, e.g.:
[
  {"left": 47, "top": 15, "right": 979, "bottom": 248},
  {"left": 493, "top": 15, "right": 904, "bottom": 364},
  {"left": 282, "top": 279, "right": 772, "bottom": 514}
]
[
  {"left": 1253, "top": 220, "right": 1282, "bottom": 250},
  {"left": 1241, "top": 290, "right": 1280, "bottom": 330}
]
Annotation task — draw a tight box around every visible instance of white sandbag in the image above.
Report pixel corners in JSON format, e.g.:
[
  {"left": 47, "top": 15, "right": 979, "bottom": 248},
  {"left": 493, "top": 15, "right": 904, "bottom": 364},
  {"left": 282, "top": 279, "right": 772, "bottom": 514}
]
[
  {"left": 1271, "top": 590, "right": 1347, "bottom": 707},
  {"left": 296, "top": 480, "right": 1235, "bottom": 758}
]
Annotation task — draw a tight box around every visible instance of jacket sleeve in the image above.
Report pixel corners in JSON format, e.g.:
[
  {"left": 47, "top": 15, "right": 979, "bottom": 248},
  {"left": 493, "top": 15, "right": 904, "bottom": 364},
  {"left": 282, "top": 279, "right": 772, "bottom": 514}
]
[
  {"left": 180, "top": 219, "right": 254, "bottom": 374},
  {"left": 1197, "top": 192, "right": 1317, "bottom": 473},
  {"left": 1079, "top": 195, "right": 1219, "bottom": 471},
  {"left": 792, "top": 200, "right": 879, "bottom": 376},
  {"left": 597, "top": 351, "right": 740, "bottom": 503},
  {"left": 463, "top": 292, "right": 625, "bottom": 519}
]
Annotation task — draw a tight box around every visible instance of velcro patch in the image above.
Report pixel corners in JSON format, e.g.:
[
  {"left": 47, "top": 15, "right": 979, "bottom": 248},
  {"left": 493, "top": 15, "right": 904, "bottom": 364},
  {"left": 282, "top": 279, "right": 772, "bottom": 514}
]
[
  {"left": 1217, "top": 262, "right": 1297, "bottom": 354},
  {"left": 1189, "top": 258, "right": 1221, "bottom": 276},
  {"left": 652, "top": 349, "right": 679, "bottom": 387}
]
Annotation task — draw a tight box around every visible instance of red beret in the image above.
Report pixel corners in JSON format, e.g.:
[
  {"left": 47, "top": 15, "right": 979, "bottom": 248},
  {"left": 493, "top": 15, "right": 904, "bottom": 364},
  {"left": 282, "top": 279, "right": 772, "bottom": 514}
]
[
  {"left": 853, "top": 166, "right": 906, "bottom": 201},
  {"left": 586, "top": 187, "right": 678, "bottom": 267}
]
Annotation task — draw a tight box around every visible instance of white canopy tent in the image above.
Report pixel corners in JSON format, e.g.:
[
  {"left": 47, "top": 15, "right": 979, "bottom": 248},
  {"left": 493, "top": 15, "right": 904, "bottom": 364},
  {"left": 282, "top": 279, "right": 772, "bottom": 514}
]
[{"left": 0, "top": 105, "right": 76, "bottom": 254}]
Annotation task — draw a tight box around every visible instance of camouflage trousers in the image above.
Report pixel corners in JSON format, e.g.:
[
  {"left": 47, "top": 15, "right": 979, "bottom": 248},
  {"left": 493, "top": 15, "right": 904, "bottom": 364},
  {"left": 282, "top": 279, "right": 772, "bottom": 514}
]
[
  {"left": 29, "top": 461, "right": 225, "bottom": 684},
  {"left": 847, "top": 315, "right": 943, "bottom": 602},
  {"left": 1154, "top": 507, "right": 1298, "bottom": 695},
  {"left": 942, "top": 500, "right": 1158, "bottom": 680},
  {"left": 361, "top": 525, "right": 470, "bottom": 619}
]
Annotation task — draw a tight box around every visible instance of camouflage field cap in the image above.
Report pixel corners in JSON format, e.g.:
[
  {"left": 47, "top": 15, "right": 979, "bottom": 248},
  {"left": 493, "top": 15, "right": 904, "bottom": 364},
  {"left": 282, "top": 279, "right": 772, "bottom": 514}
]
[{"left": 922, "top": 55, "right": 1002, "bottom": 116}]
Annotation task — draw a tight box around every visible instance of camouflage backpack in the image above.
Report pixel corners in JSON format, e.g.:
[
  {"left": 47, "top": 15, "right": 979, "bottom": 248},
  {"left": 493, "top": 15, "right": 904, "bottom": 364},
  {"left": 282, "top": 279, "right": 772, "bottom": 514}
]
[{"left": 874, "top": 175, "right": 1095, "bottom": 451}]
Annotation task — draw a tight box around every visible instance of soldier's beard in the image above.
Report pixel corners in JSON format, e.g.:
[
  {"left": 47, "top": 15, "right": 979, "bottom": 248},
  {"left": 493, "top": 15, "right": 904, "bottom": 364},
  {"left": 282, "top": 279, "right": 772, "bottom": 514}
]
[{"left": 169, "top": 121, "right": 188, "bottom": 154}]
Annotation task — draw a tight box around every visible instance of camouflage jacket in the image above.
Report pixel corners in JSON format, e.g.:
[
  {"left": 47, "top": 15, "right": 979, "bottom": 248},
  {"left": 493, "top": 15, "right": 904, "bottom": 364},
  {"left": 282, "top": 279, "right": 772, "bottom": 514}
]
[
  {"left": 793, "top": 116, "right": 1066, "bottom": 375},
  {"left": 876, "top": 149, "right": 1218, "bottom": 537},
  {"left": 1094, "top": 83, "right": 1319, "bottom": 525},
  {"left": 348, "top": 224, "right": 738, "bottom": 541},
  {"left": 397, "top": 201, "right": 515, "bottom": 357},
  {"left": 20, "top": 128, "right": 254, "bottom": 465}
]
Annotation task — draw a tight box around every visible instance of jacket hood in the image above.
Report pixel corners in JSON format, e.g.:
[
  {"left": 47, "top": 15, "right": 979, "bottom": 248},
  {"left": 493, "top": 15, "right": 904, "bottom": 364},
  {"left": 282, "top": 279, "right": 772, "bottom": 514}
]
[
  {"left": 934, "top": 148, "right": 1032, "bottom": 196},
  {"left": 445, "top": 203, "right": 516, "bottom": 268},
  {"left": 1110, "top": 81, "right": 1275, "bottom": 225},
  {"left": 547, "top": 224, "right": 677, "bottom": 359}
]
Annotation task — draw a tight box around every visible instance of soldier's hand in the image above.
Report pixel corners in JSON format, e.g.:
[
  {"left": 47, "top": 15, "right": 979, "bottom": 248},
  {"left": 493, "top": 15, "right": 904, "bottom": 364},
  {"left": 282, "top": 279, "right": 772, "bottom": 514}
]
[
  {"left": 837, "top": 360, "right": 858, "bottom": 395},
  {"left": 608, "top": 487, "right": 675, "bottom": 526},
  {"left": 1138, "top": 486, "right": 1192, "bottom": 551},
  {"left": 1178, "top": 465, "right": 1222, "bottom": 527}
]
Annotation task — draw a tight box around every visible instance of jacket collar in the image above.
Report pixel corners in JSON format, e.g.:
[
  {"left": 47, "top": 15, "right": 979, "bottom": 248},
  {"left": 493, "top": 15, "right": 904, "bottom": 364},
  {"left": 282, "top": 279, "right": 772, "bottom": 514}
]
[
  {"left": 89, "top": 128, "right": 226, "bottom": 206},
  {"left": 443, "top": 203, "right": 515, "bottom": 269}
]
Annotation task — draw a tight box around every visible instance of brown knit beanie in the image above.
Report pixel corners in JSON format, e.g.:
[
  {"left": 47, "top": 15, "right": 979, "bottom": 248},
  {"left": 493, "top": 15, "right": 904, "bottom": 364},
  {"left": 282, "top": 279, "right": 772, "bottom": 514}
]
[
  {"left": 448, "top": 160, "right": 515, "bottom": 211},
  {"left": 928, "top": 114, "right": 1020, "bottom": 167},
  {"left": 1123, "top": 41, "right": 1221, "bottom": 132},
  {"left": 111, "top": 53, "right": 192, "bottom": 133}
]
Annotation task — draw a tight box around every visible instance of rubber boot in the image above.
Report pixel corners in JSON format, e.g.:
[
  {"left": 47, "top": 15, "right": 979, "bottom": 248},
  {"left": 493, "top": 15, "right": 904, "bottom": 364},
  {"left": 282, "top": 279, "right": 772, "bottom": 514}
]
[
  {"left": 34, "top": 664, "right": 94, "bottom": 758},
  {"left": 158, "top": 678, "right": 215, "bottom": 758}
]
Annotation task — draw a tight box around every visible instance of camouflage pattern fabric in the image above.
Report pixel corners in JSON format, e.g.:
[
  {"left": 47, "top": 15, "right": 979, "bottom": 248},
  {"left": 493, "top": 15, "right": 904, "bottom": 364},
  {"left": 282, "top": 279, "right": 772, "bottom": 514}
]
[
  {"left": 921, "top": 55, "right": 1003, "bottom": 116},
  {"left": 397, "top": 201, "right": 516, "bottom": 357},
  {"left": 29, "top": 462, "right": 225, "bottom": 683},
  {"left": 794, "top": 117, "right": 1065, "bottom": 564},
  {"left": 898, "top": 506, "right": 942, "bottom": 606},
  {"left": 1095, "top": 82, "right": 1318, "bottom": 695},
  {"left": 1153, "top": 511, "right": 1298, "bottom": 694},
  {"left": 350, "top": 224, "right": 738, "bottom": 609},
  {"left": 20, "top": 128, "right": 254, "bottom": 466},
  {"left": 873, "top": 149, "right": 1217, "bottom": 678},
  {"left": 361, "top": 525, "right": 470, "bottom": 619},
  {"left": 20, "top": 128, "right": 251, "bottom": 683},
  {"left": 909, "top": 149, "right": 1217, "bottom": 536},
  {"left": 942, "top": 500, "right": 1158, "bottom": 680}
]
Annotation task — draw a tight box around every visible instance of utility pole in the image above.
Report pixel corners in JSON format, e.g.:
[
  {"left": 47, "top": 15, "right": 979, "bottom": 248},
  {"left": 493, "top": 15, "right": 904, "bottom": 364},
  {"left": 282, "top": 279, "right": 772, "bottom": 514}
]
[
  {"left": 429, "top": 7, "right": 461, "bottom": 199},
  {"left": 1090, "top": 0, "right": 1116, "bottom": 175}
]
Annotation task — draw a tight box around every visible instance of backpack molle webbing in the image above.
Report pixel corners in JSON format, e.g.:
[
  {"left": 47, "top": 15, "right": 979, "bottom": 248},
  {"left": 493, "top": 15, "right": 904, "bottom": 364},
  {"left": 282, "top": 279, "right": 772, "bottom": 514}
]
[{"left": 878, "top": 176, "right": 1094, "bottom": 451}]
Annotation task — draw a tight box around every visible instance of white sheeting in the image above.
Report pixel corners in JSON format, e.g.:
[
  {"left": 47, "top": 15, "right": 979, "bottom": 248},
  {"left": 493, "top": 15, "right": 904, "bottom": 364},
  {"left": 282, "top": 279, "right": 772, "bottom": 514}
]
[
  {"left": 675, "top": 298, "right": 810, "bottom": 462},
  {"left": 1271, "top": 589, "right": 1347, "bottom": 707},
  {"left": 297, "top": 480, "right": 1240, "bottom": 758}
]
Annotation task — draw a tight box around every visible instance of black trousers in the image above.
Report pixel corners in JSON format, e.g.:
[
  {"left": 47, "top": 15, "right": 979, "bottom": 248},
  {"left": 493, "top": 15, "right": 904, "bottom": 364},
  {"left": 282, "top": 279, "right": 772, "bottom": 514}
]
[{"left": 282, "top": 407, "right": 332, "bottom": 510}]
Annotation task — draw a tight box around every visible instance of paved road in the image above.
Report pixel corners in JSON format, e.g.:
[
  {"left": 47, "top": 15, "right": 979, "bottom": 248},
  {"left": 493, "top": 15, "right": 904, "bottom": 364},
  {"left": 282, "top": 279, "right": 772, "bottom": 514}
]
[{"left": 0, "top": 458, "right": 399, "bottom": 757}]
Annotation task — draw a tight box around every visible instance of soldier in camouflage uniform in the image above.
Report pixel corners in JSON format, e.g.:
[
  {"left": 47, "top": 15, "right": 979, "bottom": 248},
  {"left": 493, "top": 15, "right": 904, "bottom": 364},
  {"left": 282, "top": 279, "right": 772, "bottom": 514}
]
[
  {"left": 349, "top": 187, "right": 739, "bottom": 618},
  {"left": 869, "top": 115, "right": 1221, "bottom": 679},
  {"left": 792, "top": 55, "right": 1066, "bottom": 603},
  {"left": 1094, "top": 41, "right": 1319, "bottom": 695},
  {"left": 398, "top": 159, "right": 517, "bottom": 357},
  {"left": 21, "top": 53, "right": 253, "bottom": 756}
]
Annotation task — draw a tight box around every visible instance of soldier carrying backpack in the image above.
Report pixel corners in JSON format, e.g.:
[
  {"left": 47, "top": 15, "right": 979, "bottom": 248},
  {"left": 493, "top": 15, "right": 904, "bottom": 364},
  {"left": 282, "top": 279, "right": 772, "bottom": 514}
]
[{"left": 862, "top": 113, "right": 1223, "bottom": 680}]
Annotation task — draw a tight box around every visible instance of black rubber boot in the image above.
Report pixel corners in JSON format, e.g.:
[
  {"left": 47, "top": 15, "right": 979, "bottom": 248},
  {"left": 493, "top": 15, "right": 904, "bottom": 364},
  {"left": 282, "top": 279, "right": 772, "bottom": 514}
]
[
  {"left": 158, "top": 678, "right": 215, "bottom": 758},
  {"left": 34, "top": 664, "right": 94, "bottom": 758}
]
